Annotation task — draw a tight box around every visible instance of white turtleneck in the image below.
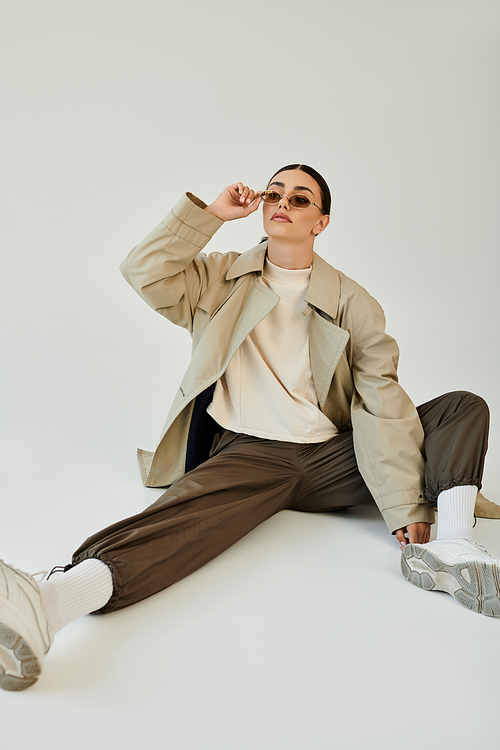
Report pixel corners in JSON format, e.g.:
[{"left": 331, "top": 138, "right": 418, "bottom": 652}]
[{"left": 207, "top": 258, "right": 338, "bottom": 443}]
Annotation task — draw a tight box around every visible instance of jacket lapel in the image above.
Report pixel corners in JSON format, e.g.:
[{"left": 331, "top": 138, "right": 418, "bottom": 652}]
[
  {"left": 163, "top": 277, "right": 279, "bottom": 434},
  {"left": 305, "top": 252, "right": 341, "bottom": 318},
  {"left": 309, "top": 311, "right": 350, "bottom": 409},
  {"left": 306, "top": 253, "right": 350, "bottom": 409}
]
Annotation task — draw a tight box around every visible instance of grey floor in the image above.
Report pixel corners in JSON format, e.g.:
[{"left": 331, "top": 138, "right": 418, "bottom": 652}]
[{"left": 2, "top": 467, "right": 500, "bottom": 749}]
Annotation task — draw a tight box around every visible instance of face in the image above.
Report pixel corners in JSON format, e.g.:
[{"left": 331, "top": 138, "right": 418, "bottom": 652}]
[{"left": 262, "top": 169, "right": 330, "bottom": 244}]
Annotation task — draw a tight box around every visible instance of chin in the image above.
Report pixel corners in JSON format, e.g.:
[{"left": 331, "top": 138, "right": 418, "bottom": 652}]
[{"left": 266, "top": 223, "right": 292, "bottom": 237}]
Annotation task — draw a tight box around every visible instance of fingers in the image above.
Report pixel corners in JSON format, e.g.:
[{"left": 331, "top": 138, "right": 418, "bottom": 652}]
[
  {"left": 246, "top": 193, "right": 263, "bottom": 214},
  {"left": 231, "top": 183, "right": 261, "bottom": 209},
  {"left": 395, "top": 528, "right": 407, "bottom": 549},
  {"left": 208, "top": 183, "right": 263, "bottom": 221},
  {"left": 396, "top": 522, "right": 432, "bottom": 549},
  {"left": 238, "top": 183, "right": 252, "bottom": 204},
  {"left": 239, "top": 188, "right": 257, "bottom": 206}
]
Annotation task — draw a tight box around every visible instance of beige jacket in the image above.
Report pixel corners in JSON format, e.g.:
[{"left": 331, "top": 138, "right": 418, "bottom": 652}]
[{"left": 120, "top": 192, "right": 440, "bottom": 533}]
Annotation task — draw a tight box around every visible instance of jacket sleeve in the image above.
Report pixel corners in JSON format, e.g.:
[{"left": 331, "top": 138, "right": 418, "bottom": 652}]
[
  {"left": 120, "top": 192, "right": 235, "bottom": 334},
  {"left": 342, "top": 282, "right": 435, "bottom": 533}
]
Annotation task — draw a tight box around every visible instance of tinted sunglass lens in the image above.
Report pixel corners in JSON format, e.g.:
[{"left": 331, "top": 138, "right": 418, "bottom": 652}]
[
  {"left": 289, "top": 194, "right": 311, "bottom": 208},
  {"left": 263, "top": 191, "right": 281, "bottom": 203}
]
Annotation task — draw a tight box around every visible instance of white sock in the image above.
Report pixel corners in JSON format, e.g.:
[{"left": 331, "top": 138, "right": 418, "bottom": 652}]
[
  {"left": 436, "top": 485, "right": 478, "bottom": 540},
  {"left": 38, "top": 558, "right": 114, "bottom": 634}
]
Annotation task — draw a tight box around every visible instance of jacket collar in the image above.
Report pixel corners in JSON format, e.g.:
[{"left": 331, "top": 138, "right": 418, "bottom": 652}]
[
  {"left": 225, "top": 242, "right": 267, "bottom": 279},
  {"left": 225, "top": 242, "right": 341, "bottom": 320}
]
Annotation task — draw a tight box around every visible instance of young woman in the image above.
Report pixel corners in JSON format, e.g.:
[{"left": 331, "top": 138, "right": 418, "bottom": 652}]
[{"left": 1, "top": 164, "right": 498, "bottom": 692}]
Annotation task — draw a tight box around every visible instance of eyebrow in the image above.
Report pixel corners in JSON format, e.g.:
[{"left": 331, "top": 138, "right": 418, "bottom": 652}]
[{"left": 269, "top": 181, "right": 314, "bottom": 196}]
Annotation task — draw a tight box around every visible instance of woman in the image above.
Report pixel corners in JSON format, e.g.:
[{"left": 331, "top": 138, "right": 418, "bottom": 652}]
[{"left": 0, "top": 164, "right": 498, "bottom": 692}]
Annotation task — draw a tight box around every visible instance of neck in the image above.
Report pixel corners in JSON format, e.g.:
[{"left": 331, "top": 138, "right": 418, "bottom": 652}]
[{"left": 266, "top": 237, "right": 314, "bottom": 269}]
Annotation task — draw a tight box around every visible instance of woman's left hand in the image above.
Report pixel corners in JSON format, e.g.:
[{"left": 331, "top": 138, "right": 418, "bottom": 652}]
[{"left": 395, "top": 522, "right": 431, "bottom": 550}]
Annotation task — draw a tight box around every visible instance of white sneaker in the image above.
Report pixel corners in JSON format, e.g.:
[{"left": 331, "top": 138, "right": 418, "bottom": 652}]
[
  {"left": 401, "top": 539, "right": 500, "bottom": 616},
  {"left": 0, "top": 560, "right": 54, "bottom": 691}
]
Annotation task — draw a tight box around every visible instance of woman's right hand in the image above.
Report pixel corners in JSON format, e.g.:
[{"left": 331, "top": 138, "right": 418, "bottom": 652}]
[{"left": 205, "top": 183, "right": 262, "bottom": 221}]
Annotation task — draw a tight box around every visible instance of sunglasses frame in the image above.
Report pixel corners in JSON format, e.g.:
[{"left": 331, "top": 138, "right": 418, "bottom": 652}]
[{"left": 261, "top": 190, "right": 325, "bottom": 214}]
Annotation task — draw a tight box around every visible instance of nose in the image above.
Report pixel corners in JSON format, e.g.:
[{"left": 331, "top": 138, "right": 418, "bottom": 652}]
[{"left": 278, "top": 195, "right": 290, "bottom": 210}]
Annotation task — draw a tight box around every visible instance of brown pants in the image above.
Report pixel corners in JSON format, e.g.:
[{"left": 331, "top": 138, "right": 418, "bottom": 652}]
[{"left": 72, "top": 391, "right": 489, "bottom": 613}]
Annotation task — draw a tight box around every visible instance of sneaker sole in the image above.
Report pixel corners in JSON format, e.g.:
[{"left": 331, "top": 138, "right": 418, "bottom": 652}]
[
  {"left": 0, "top": 623, "right": 41, "bottom": 691},
  {"left": 401, "top": 543, "right": 500, "bottom": 617}
]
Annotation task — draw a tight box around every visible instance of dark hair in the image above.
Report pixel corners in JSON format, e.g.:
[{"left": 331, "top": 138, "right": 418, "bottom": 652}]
[{"left": 267, "top": 163, "right": 331, "bottom": 215}]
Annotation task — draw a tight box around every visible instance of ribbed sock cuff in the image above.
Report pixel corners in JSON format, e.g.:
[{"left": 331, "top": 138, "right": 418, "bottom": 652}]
[
  {"left": 436, "top": 485, "right": 477, "bottom": 541},
  {"left": 38, "top": 558, "right": 113, "bottom": 634}
]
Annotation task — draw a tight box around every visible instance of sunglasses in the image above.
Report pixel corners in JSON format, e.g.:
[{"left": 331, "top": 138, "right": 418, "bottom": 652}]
[{"left": 261, "top": 190, "right": 325, "bottom": 213}]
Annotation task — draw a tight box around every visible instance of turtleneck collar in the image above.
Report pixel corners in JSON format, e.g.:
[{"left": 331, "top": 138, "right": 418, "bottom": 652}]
[{"left": 263, "top": 257, "right": 312, "bottom": 285}]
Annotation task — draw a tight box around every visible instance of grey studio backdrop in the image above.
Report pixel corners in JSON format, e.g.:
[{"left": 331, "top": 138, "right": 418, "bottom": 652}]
[{"left": 1, "top": 2, "right": 500, "bottom": 749}]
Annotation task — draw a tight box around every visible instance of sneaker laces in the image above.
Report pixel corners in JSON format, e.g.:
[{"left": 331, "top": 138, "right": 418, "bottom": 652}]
[
  {"left": 0, "top": 559, "right": 47, "bottom": 585},
  {"left": 474, "top": 542, "right": 491, "bottom": 556},
  {"left": 32, "top": 571, "right": 49, "bottom": 583},
  {"left": 46, "top": 564, "right": 74, "bottom": 580},
  {"left": 0, "top": 559, "right": 71, "bottom": 584}
]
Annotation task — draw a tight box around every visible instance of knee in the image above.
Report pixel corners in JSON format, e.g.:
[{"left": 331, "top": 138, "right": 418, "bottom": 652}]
[{"left": 448, "top": 390, "right": 490, "bottom": 419}]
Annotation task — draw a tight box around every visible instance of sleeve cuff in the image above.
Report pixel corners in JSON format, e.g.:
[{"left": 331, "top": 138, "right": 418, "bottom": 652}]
[
  {"left": 382, "top": 501, "right": 436, "bottom": 535},
  {"left": 162, "top": 192, "right": 224, "bottom": 248}
]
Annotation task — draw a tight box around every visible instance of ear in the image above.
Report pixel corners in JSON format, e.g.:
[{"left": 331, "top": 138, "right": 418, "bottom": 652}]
[{"left": 312, "top": 214, "right": 330, "bottom": 236}]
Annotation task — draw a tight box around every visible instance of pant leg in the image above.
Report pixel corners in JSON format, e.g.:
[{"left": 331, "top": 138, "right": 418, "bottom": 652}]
[
  {"left": 72, "top": 431, "right": 301, "bottom": 613},
  {"left": 288, "top": 430, "right": 374, "bottom": 512},
  {"left": 416, "top": 390, "right": 489, "bottom": 505},
  {"left": 288, "top": 390, "right": 489, "bottom": 514}
]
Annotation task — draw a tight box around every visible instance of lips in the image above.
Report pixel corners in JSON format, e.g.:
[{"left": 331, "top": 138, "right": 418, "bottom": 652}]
[{"left": 272, "top": 212, "right": 292, "bottom": 222}]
